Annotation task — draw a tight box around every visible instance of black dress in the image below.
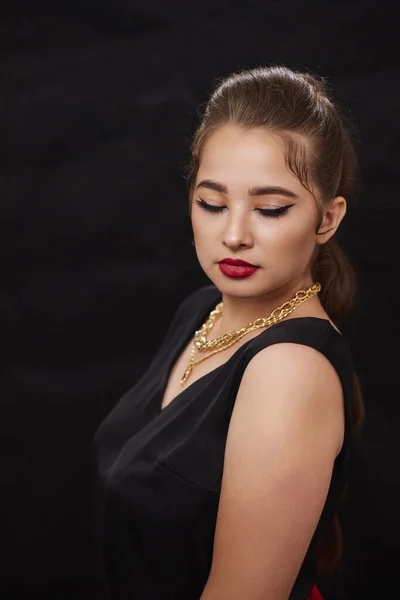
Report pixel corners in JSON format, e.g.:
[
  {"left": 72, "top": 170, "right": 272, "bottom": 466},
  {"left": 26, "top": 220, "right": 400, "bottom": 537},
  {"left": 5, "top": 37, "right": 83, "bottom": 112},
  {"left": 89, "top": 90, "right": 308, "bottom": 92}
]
[{"left": 94, "top": 284, "right": 355, "bottom": 600}]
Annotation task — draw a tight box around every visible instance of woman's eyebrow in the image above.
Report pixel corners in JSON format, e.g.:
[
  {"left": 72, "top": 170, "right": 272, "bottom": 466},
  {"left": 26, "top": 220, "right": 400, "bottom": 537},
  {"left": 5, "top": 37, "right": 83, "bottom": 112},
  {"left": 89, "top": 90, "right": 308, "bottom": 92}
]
[{"left": 195, "top": 179, "right": 298, "bottom": 198}]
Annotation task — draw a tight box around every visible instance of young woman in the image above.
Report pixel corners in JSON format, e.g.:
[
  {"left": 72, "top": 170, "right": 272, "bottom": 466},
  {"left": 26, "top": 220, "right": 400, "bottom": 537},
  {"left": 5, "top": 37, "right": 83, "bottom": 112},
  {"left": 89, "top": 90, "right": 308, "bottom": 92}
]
[{"left": 94, "top": 65, "right": 364, "bottom": 600}]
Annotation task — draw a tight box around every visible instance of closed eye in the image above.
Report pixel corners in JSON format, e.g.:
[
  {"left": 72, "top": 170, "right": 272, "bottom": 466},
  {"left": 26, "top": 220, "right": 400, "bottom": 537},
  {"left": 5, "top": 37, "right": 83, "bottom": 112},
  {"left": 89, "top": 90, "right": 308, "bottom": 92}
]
[{"left": 195, "top": 197, "right": 294, "bottom": 219}]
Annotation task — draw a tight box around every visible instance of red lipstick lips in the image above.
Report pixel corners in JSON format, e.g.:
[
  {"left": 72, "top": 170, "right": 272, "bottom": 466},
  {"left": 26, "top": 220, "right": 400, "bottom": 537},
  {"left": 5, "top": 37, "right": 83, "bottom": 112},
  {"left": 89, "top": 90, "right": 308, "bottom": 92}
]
[{"left": 218, "top": 258, "right": 259, "bottom": 278}]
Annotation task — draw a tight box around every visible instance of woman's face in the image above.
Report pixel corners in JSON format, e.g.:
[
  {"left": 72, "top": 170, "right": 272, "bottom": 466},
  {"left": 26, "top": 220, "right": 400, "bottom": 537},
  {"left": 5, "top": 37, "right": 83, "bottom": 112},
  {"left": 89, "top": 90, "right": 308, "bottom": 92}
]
[{"left": 191, "top": 125, "right": 323, "bottom": 299}]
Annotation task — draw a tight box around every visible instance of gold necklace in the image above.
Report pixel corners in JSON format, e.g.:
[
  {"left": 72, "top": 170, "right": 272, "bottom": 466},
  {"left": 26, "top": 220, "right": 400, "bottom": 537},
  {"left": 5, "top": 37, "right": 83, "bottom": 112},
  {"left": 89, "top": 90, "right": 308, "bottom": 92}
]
[{"left": 180, "top": 282, "right": 321, "bottom": 386}]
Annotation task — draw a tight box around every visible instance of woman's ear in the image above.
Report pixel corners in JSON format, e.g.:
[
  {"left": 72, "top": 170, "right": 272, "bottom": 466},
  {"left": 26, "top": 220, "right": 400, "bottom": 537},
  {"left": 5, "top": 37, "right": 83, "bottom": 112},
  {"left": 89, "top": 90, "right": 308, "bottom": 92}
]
[{"left": 316, "top": 196, "right": 347, "bottom": 244}]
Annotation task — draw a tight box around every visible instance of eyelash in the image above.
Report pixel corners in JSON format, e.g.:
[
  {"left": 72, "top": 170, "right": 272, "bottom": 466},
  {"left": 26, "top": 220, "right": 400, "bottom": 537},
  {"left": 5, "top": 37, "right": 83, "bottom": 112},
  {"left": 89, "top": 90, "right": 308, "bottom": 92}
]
[{"left": 195, "top": 197, "right": 292, "bottom": 219}]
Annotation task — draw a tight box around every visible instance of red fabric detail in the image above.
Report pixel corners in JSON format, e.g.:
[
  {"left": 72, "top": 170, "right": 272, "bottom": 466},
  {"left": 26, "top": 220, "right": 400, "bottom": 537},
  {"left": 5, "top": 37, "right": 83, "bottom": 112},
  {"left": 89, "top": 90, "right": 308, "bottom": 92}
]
[{"left": 307, "top": 585, "right": 324, "bottom": 600}]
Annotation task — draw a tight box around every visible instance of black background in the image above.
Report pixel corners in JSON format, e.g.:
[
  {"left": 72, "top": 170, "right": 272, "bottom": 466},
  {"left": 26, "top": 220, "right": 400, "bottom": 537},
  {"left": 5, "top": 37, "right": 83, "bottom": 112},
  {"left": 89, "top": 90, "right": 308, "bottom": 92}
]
[{"left": 1, "top": 2, "right": 399, "bottom": 598}]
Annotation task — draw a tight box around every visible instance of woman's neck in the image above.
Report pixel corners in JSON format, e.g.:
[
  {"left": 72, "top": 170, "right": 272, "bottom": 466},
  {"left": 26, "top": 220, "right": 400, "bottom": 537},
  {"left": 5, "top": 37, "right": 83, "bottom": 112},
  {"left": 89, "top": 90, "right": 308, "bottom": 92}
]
[{"left": 212, "top": 280, "right": 323, "bottom": 336}]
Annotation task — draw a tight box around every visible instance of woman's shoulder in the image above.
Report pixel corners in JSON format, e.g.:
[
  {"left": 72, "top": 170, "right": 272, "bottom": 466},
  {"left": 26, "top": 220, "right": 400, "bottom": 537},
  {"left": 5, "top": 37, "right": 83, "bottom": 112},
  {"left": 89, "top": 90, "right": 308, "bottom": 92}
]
[
  {"left": 234, "top": 316, "right": 355, "bottom": 416},
  {"left": 239, "top": 317, "right": 355, "bottom": 453}
]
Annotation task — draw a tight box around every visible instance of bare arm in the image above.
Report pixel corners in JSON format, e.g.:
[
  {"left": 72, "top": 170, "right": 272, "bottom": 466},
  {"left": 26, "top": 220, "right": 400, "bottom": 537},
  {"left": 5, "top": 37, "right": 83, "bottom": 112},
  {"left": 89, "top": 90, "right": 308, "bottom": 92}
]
[{"left": 200, "top": 342, "right": 345, "bottom": 600}]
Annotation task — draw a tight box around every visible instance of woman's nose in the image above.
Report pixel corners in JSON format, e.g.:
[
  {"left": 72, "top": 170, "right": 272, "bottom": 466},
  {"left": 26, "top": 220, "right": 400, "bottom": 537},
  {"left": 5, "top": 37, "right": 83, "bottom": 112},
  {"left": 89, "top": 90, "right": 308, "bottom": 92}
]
[{"left": 222, "top": 212, "right": 253, "bottom": 249}]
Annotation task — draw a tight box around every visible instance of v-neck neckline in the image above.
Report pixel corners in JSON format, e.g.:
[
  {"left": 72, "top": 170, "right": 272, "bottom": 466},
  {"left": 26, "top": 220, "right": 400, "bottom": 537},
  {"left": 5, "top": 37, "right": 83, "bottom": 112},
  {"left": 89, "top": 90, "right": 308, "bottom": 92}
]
[
  {"left": 155, "top": 291, "right": 340, "bottom": 416},
  {"left": 155, "top": 292, "right": 222, "bottom": 415}
]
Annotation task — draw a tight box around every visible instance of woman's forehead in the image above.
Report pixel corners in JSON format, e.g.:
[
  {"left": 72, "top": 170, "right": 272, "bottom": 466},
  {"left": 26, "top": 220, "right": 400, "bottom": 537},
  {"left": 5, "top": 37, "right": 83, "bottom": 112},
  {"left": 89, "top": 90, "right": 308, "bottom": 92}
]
[
  {"left": 196, "top": 126, "right": 316, "bottom": 199},
  {"left": 198, "top": 137, "right": 301, "bottom": 190}
]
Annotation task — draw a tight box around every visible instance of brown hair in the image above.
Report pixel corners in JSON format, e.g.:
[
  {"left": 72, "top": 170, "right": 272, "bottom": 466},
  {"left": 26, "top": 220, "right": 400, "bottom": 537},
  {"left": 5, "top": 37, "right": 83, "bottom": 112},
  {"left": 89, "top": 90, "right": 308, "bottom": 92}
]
[{"left": 185, "top": 65, "right": 365, "bottom": 574}]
